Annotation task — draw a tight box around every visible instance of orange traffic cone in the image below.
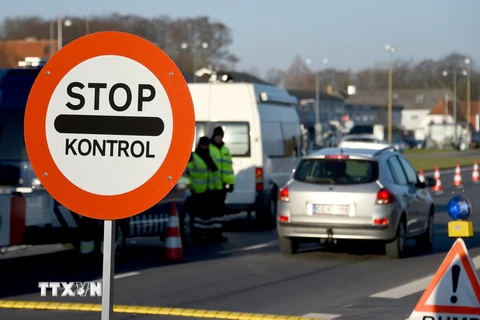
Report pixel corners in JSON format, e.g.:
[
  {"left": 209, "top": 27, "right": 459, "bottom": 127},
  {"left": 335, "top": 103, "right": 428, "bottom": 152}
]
[
  {"left": 431, "top": 166, "right": 443, "bottom": 194},
  {"left": 453, "top": 164, "right": 463, "bottom": 188},
  {"left": 165, "top": 202, "right": 183, "bottom": 261},
  {"left": 418, "top": 169, "right": 425, "bottom": 182},
  {"left": 472, "top": 161, "right": 479, "bottom": 184}
]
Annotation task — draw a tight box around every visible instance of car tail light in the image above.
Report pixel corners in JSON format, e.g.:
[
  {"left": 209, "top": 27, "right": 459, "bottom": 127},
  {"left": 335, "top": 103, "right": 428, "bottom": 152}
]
[
  {"left": 279, "top": 215, "right": 290, "bottom": 222},
  {"left": 255, "top": 167, "right": 263, "bottom": 191},
  {"left": 279, "top": 186, "right": 289, "bottom": 202},
  {"left": 325, "top": 155, "right": 349, "bottom": 159},
  {"left": 374, "top": 218, "right": 389, "bottom": 225},
  {"left": 375, "top": 188, "right": 395, "bottom": 205}
]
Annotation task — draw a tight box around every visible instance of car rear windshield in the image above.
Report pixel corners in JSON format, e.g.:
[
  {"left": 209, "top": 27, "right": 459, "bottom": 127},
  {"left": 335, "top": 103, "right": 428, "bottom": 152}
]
[
  {"left": 0, "top": 108, "right": 28, "bottom": 161},
  {"left": 294, "top": 158, "right": 379, "bottom": 185}
]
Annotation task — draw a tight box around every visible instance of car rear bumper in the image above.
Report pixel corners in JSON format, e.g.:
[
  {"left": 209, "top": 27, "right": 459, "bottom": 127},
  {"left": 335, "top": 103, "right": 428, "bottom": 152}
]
[{"left": 277, "top": 221, "right": 397, "bottom": 241}]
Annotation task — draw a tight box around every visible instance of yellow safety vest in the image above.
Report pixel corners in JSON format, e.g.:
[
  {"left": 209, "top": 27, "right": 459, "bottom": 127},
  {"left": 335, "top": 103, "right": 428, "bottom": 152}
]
[
  {"left": 187, "top": 153, "right": 222, "bottom": 193},
  {"left": 209, "top": 144, "right": 235, "bottom": 185}
]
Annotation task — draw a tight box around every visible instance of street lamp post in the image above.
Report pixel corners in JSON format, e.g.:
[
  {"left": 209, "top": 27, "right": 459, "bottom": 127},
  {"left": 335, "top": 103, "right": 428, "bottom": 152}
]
[
  {"left": 385, "top": 44, "right": 396, "bottom": 144},
  {"left": 465, "top": 58, "right": 471, "bottom": 127},
  {"left": 181, "top": 41, "right": 209, "bottom": 83},
  {"left": 442, "top": 68, "right": 468, "bottom": 142},
  {"left": 57, "top": 15, "right": 72, "bottom": 50},
  {"left": 306, "top": 57, "right": 328, "bottom": 147}
]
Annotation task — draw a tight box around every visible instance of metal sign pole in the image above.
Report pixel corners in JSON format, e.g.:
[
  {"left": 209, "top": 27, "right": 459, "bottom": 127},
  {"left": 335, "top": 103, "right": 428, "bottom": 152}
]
[{"left": 101, "top": 220, "right": 116, "bottom": 320}]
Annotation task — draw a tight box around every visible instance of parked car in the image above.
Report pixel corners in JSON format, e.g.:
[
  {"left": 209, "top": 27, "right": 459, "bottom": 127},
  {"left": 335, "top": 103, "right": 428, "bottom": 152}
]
[
  {"left": 338, "top": 134, "right": 405, "bottom": 152},
  {"left": 471, "top": 131, "right": 480, "bottom": 149},
  {"left": 403, "top": 137, "right": 425, "bottom": 149},
  {"left": 276, "top": 146, "right": 436, "bottom": 259}
]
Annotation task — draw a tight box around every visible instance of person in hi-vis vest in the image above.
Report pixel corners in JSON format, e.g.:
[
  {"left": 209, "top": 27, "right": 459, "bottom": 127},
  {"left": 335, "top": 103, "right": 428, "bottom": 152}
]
[
  {"left": 186, "top": 136, "right": 223, "bottom": 244},
  {"left": 209, "top": 126, "right": 234, "bottom": 243}
]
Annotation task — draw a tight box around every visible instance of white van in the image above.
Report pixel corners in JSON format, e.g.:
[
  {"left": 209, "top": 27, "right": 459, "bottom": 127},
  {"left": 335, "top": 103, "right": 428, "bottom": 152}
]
[{"left": 188, "top": 82, "right": 302, "bottom": 229}]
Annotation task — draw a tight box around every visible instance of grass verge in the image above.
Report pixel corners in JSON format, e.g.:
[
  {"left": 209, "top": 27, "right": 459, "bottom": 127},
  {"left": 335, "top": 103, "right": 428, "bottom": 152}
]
[
  {"left": 403, "top": 148, "right": 457, "bottom": 155},
  {"left": 407, "top": 156, "right": 478, "bottom": 171}
]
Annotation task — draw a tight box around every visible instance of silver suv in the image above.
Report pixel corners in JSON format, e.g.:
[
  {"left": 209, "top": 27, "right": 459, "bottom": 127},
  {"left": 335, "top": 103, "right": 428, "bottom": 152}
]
[{"left": 276, "top": 147, "right": 436, "bottom": 259}]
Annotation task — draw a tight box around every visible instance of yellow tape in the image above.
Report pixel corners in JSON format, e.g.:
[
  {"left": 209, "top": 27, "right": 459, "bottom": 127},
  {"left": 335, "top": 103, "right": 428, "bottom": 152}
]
[{"left": 0, "top": 300, "right": 325, "bottom": 320}]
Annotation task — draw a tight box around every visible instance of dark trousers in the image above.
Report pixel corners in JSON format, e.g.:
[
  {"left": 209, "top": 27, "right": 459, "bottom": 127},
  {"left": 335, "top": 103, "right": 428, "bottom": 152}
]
[
  {"left": 210, "top": 189, "right": 227, "bottom": 237},
  {"left": 189, "top": 191, "right": 223, "bottom": 240}
]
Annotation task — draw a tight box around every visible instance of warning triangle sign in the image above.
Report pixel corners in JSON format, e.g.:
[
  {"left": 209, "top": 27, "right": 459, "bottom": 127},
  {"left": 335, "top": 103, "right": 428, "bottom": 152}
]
[{"left": 408, "top": 238, "right": 480, "bottom": 320}]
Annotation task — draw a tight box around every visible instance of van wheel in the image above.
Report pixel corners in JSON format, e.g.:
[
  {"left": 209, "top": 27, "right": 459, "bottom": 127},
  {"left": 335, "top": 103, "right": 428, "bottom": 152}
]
[
  {"left": 278, "top": 236, "right": 299, "bottom": 255},
  {"left": 256, "top": 195, "right": 277, "bottom": 230},
  {"left": 385, "top": 218, "right": 406, "bottom": 259}
]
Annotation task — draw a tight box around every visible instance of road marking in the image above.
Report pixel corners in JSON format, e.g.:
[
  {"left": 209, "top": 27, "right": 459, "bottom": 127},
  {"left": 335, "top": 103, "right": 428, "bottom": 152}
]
[
  {"left": 370, "top": 254, "right": 480, "bottom": 299},
  {"left": 302, "top": 313, "right": 342, "bottom": 319},
  {"left": 94, "top": 271, "right": 140, "bottom": 282},
  {"left": 219, "top": 240, "right": 278, "bottom": 254},
  {"left": 0, "top": 300, "right": 332, "bottom": 320}
]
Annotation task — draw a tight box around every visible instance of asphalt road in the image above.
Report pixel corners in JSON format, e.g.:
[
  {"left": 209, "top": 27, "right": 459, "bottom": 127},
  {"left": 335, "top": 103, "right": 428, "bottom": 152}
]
[{"left": 1, "top": 166, "right": 480, "bottom": 320}]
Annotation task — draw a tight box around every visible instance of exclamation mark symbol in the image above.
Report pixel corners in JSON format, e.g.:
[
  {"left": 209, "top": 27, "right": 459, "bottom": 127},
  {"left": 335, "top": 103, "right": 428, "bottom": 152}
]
[{"left": 450, "top": 264, "right": 461, "bottom": 304}]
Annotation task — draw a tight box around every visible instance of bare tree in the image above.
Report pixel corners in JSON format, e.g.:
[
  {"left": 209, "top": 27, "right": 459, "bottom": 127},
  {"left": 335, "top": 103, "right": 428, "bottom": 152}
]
[
  {"left": 0, "top": 14, "right": 239, "bottom": 73},
  {"left": 279, "top": 52, "right": 480, "bottom": 99},
  {"left": 283, "top": 55, "right": 313, "bottom": 90},
  {"left": 265, "top": 68, "right": 285, "bottom": 86}
]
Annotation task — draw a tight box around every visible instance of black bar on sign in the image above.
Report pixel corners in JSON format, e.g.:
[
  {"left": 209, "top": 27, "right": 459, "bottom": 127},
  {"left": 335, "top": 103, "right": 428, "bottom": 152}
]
[{"left": 54, "top": 114, "right": 164, "bottom": 136}]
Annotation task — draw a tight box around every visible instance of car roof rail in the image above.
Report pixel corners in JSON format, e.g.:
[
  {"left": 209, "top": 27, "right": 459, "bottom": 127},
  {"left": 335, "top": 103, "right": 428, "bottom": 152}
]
[{"left": 374, "top": 146, "right": 397, "bottom": 156}]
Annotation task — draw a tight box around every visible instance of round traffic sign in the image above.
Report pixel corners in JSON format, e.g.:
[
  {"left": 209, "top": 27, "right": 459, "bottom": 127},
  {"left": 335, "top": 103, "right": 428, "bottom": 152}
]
[{"left": 24, "top": 31, "right": 195, "bottom": 220}]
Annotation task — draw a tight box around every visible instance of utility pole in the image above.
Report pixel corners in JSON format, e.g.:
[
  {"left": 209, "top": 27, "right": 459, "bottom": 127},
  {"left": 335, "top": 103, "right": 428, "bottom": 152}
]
[
  {"left": 385, "top": 44, "right": 396, "bottom": 144},
  {"left": 465, "top": 58, "right": 471, "bottom": 128},
  {"left": 387, "top": 65, "right": 393, "bottom": 143},
  {"left": 453, "top": 70, "right": 457, "bottom": 142},
  {"left": 306, "top": 57, "right": 328, "bottom": 147}
]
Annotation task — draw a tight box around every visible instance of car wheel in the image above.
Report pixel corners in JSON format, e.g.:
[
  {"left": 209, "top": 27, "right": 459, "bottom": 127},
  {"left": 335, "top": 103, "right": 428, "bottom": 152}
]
[
  {"left": 385, "top": 218, "right": 406, "bottom": 259},
  {"left": 256, "top": 194, "right": 277, "bottom": 230},
  {"left": 416, "top": 213, "right": 434, "bottom": 252},
  {"left": 278, "top": 236, "right": 299, "bottom": 255}
]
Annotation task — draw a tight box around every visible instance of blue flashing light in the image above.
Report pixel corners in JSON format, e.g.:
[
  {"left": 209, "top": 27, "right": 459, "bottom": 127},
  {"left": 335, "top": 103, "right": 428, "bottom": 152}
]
[{"left": 447, "top": 195, "right": 472, "bottom": 221}]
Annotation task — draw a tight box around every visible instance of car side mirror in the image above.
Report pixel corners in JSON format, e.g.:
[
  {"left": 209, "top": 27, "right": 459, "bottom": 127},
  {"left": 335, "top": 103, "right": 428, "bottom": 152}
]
[{"left": 424, "top": 176, "right": 436, "bottom": 188}]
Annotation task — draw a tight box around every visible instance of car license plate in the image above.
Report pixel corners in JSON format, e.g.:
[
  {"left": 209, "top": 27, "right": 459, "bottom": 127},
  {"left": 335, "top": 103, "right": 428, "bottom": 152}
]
[{"left": 312, "top": 204, "right": 350, "bottom": 215}]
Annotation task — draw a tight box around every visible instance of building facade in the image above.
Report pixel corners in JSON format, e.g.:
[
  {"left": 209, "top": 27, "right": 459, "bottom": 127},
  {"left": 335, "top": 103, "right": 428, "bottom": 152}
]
[{"left": 0, "top": 38, "right": 58, "bottom": 68}]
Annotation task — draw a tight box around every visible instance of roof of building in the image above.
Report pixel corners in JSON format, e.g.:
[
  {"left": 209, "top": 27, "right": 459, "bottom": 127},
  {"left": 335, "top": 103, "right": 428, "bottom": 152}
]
[
  {"left": 181, "top": 70, "right": 272, "bottom": 85},
  {"left": 345, "top": 88, "right": 454, "bottom": 110},
  {"left": 287, "top": 89, "right": 344, "bottom": 102},
  {"left": 429, "top": 100, "right": 480, "bottom": 126}
]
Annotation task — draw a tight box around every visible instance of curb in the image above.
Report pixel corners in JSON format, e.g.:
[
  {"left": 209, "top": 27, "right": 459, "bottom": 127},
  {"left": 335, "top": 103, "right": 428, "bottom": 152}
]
[{"left": 0, "top": 300, "right": 328, "bottom": 320}]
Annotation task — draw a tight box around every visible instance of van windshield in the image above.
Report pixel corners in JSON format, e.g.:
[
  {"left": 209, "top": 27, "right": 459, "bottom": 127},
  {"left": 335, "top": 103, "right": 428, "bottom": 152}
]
[
  {"left": 294, "top": 158, "right": 379, "bottom": 185},
  {"left": 0, "top": 108, "right": 28, "bottom": 161},
  {"left": 195, "top": 121, "right": 250, "bottom": 157}
]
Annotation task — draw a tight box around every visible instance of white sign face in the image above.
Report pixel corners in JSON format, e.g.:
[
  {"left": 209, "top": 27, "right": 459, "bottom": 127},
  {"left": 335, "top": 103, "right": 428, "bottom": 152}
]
[{"left": 45, "top": 55, "right": 173, "bottom": 196}]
